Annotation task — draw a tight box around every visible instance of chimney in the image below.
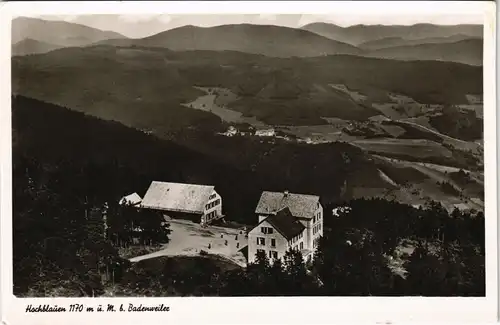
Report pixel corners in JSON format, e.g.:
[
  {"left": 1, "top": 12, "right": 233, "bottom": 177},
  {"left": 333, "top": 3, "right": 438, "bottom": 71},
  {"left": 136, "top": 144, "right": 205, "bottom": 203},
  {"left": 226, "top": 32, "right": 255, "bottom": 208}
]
[{"left": 284, "top": 190, "right": 289, "bottom": 197}]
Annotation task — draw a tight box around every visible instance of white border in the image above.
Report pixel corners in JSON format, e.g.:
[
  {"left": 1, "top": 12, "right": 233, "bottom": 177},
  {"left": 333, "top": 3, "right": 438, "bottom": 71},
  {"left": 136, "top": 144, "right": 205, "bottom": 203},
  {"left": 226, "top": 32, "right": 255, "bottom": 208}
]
[{"left": 0, "top": 2, "right": 497, "bottom": 325}]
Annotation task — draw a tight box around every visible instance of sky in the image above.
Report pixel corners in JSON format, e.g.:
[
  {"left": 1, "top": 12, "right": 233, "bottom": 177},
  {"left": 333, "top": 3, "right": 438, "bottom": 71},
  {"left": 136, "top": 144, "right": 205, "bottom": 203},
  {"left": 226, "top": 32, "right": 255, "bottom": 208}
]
[{"left": 37, "top": 14, "right": 484, "bottom": 38}]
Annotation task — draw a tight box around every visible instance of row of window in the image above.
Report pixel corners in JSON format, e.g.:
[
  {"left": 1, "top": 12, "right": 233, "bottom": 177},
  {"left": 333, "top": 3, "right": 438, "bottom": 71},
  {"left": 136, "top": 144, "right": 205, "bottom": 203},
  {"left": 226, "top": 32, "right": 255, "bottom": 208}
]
[
  {"left": 293, "top": 242, "right": 304, "bottom": 251},
  {"left": 206, "top": 210, "right": 218, "bottom": 220},
  {"left": 257, "top": 237, "right": 276, "bottom": 247},
  {"left": 257, "top": 249, "right": 278, "bottom": 259},
  {"left": 205, "top": 199, "right": 220, "bottom": 210},
  {"left": 261, "top": 226, "right": 273, "bottom": 234},
  {"left": 209, "top": 193, "right": 217, "bottom": 200},
  {"left": 313, "top": 223, "right": 322, "bottom": 235},
  {"left": 313, "top": 211, "right": 322, "bottom": 223}
]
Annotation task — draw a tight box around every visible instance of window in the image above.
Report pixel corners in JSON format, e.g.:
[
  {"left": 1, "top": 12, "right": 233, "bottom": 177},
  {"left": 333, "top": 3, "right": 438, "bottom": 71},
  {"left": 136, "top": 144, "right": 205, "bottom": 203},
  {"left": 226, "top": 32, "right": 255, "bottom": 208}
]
[
  {"left": 261, "top": 227, "right": 274, "bottom": 234},
  {"left": 300, "top": 242, "right": 304, "bottom": 250},
  {"left": 257, "top": 237, "right": 265, "bottom": 245},
  {"left": 271, "top": 239, "right": 276, "bottom": 247},
  {"left": 270, "top": 251, "right": 278, "bottom": 259},
  {"left": 313, "top": 215, "right": 316, "bottom": 223},
  {"left": 257, "top": 249, "right": 265, "bottom": 255}
]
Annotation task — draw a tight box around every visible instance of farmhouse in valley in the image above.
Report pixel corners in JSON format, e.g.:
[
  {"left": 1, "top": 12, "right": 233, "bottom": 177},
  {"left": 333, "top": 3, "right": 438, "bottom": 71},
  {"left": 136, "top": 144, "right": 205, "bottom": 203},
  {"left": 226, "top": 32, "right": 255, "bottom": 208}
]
[
  {"left": 255, "top": 128, "right": 275, "bottom": 137},
  {"left": 140, "top": 181, "right": 223, "bottom": 226},
  {"left": 248, "top": 190, "right": 323, "bottom": 264}
]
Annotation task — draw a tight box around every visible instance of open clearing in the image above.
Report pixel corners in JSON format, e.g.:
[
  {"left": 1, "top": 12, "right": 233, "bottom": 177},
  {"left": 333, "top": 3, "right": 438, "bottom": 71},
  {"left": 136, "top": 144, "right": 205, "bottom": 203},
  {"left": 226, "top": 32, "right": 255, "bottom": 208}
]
[
  {"left": 281, "top": 124, "right": 359, "bottom": 143},
  {"left": 183, "top": 86, "right": 267, "bottom": 128},
  {"left": 130, "top": 218, "right": 248, "bottom": 268}
]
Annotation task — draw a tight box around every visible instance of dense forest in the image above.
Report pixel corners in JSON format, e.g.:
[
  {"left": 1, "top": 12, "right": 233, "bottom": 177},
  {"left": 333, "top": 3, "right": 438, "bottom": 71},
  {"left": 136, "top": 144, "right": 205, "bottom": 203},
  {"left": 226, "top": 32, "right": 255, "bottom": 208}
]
[{"left": 12, "top": 96, "right": 485, "bottom": 297}]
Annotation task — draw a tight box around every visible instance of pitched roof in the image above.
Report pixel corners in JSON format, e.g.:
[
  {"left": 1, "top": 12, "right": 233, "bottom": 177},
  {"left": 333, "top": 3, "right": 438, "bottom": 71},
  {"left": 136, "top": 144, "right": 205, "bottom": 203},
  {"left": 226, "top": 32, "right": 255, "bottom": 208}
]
[
  {"left": 261, "top": 207, "right": 305, "bottom": 240},
  {"left": 255, "top": 191, "right": 320, "bottom": 219},
  {"left": 119, "top": 192, "right": 142, "bottom": 206},
  {"left": 141, "top": 181, "right": 214, "bottom": 214}
]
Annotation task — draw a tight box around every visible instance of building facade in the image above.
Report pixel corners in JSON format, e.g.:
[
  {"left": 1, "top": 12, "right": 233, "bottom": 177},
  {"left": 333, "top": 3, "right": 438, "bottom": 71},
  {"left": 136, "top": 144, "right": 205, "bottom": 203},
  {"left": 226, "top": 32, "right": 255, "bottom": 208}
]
[
  {"left": 248, "top": 190, "right": 323, "bottom": 264},
  {"left": 140, "top": 181, "right": 223, "bottom": 225}
]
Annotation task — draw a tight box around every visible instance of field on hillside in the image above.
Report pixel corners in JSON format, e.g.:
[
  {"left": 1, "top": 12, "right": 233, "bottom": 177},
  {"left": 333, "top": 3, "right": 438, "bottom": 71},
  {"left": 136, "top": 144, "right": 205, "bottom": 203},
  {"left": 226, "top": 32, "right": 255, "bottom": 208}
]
[{"left": 353, "top": 138, "right": 453, "bottom": 159}]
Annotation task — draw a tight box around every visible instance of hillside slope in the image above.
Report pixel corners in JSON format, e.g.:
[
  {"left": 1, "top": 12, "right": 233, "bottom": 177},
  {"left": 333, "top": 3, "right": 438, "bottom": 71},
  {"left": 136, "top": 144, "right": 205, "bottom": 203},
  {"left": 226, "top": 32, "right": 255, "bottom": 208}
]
[
  {"left": 12, "top": 17, "right": 127, "bottom": 47},
  {"left": 12, "top": 46, "right": 482, "bottom": 129},
  {"left": 100, "top": 24, "right": 363, "bottom": 57}
]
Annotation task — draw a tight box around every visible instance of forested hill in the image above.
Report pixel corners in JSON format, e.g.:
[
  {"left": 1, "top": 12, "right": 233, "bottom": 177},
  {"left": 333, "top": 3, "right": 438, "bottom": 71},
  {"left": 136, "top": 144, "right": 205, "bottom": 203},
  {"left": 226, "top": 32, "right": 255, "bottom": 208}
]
[{"left": 12, "top": 95, "right": 371, "bottom": 223}]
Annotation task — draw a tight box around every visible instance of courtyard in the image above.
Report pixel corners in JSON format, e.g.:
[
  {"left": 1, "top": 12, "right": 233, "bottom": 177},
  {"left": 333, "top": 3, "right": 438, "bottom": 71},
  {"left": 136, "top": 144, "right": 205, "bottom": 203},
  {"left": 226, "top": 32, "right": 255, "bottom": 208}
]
[{"left": 129, "top": 218, "right": 249, "bottom": 268}]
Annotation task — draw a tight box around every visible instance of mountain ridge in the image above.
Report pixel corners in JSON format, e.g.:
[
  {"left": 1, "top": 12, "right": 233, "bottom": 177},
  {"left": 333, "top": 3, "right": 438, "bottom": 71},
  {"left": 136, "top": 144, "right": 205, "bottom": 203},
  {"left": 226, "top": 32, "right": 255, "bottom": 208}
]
[
  {"left": 12, "top": 17, "right": 128, "bottom": 47},
  {"left": 98, "top": 23, "right": 363, "bottom": 58},
  {"left": 301, "top": 22, "right": 483, "bottom": 45},
  {"left": 359, "top": 34, "right": 481, "bottom": 50},
  {"left": 12, "top": 38, "right": 63, "bottom": 56},
  {"left": 364, "top": 38, "right": 483, "bottom": 66}
]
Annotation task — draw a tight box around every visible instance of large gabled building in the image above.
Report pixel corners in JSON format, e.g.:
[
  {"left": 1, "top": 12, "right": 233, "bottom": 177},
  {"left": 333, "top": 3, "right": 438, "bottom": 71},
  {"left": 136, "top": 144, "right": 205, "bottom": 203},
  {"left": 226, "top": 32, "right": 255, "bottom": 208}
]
[
  {"left": 140, "top": 181, "right": 223, "bottom": 225},
  {"left": 248, "top": 190, "right": 323, "bottom": 264}
]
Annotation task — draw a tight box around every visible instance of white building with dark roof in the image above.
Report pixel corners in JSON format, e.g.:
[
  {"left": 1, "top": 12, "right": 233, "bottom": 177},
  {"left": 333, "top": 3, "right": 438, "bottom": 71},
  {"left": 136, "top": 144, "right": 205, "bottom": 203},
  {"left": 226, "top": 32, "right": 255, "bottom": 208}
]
[
  {"left": 249, "top": 190, "right": 323, "bottom": 263},
  {"left": 140, "top": 181, "right": 223, "bottom": 225}
]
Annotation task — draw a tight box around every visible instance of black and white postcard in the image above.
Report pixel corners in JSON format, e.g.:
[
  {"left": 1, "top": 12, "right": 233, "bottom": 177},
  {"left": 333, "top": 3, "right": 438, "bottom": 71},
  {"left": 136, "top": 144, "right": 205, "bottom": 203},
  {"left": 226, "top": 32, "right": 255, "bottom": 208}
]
[{"left": 0, "top": 1, "right": 497, "bottom": 324}]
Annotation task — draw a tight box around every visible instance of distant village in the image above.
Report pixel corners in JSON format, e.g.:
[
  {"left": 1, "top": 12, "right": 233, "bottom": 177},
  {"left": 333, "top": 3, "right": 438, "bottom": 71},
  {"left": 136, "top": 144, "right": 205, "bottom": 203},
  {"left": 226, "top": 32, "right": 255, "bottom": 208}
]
[
  {"left": 218, "top": 126, "right": 325, "bottom": 144},
  {"left": 119, "top": 181, "right": 324, "bottom": 265}
]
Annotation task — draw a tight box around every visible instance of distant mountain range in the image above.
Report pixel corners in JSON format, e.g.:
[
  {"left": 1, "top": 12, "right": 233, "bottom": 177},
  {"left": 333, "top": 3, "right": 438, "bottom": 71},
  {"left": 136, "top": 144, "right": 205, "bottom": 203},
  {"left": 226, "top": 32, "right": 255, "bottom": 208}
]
[
  {"left": 12, "top": 17, "right": 127, "bottom": 48},
  {"left": 358, "top": 34, "right": 480, "bottom": 50},
  {"left": 12, "top": 17, "right": 483, "bottom": 66},
  {"left": 300, "top": 22, "right": 483, "bottom": 46},
  {"left": 99, "top": 24, "right": 363, "bottom": 58},
  {"left": 365, "top": 39, "right": 483, "bottom": 66}
]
